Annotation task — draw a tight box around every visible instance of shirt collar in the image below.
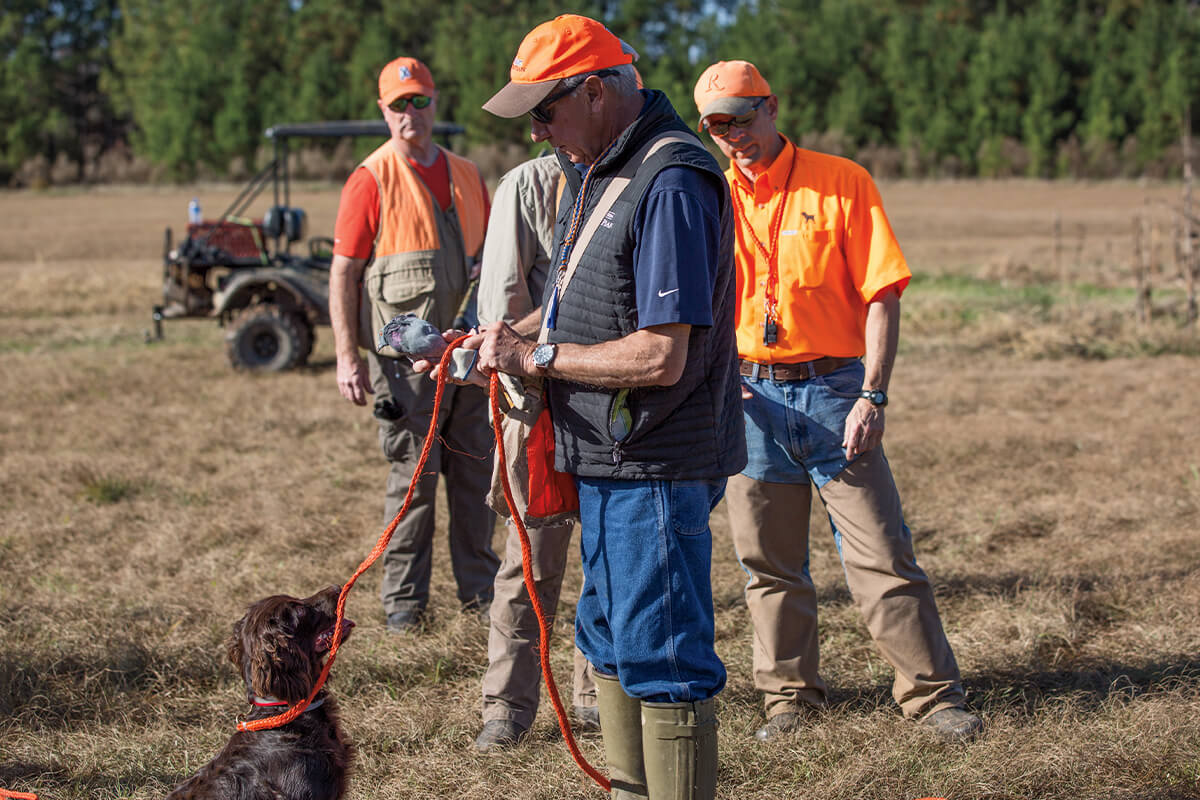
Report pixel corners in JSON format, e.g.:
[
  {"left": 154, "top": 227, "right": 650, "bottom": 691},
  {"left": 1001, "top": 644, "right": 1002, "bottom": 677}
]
[{"left": 732, "top": 134, "right": 795, "bottom": 201}]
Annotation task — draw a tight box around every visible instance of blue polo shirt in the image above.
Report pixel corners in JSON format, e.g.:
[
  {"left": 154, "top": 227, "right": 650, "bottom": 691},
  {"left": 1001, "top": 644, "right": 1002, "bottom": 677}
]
[{"left": 572, "top": 162, "right": 722, "bottom": 331}]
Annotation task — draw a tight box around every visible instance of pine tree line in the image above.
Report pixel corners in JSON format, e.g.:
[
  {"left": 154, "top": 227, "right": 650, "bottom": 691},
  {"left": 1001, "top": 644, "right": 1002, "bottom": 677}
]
[{"left": 2, "top": 0, "right": 1197, "bottom": 184}]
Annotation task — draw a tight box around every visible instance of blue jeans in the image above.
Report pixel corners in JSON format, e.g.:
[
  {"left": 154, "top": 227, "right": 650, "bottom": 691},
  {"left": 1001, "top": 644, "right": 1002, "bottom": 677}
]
[
  {"left": 574, "top": 476, "right": 727, "bottom": 703},
  {"left": 742, "top": 360, "right": 865, "bottom": 488}
]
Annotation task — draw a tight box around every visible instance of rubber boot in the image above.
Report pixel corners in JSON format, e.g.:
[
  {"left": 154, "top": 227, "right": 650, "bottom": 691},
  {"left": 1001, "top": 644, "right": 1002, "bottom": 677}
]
[
  {"left": 640, "top": 699, "right": 718, "bottom": 800},
  {"left": 593, "top": 671, "right": 648, "bottom": 799}
]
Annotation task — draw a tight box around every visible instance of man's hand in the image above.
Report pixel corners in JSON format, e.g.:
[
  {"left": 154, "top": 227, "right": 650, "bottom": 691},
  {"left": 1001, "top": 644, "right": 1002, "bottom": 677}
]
[
  {"left": 475, "top": 321, "right": 538, "bottom": 377},
  {"left": 842, "top": 398, "right": 885, "bottom": 460},
  {"left": 336, "top": 351, "right": 373, "bottom": 405},
  {"left": 412, "top": 329, "right": 489, "bottom": 387}
]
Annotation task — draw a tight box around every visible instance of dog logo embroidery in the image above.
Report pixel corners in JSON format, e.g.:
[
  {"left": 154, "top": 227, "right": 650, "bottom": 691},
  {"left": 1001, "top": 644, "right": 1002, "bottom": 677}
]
[
  {"left": 802, "top": 212, "right": 816, "bottom": 224},
  {"left": 397, "top": 65, "right": 412, "bottom": 81}
]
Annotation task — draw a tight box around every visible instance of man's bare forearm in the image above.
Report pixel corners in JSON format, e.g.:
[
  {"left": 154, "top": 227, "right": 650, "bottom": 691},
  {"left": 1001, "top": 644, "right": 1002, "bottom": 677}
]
[
  {"left": 543, "top": 325, "right": 690, "bottom": 388},
  {"left": 473, "top": 322, "right": 691, "bottom": 389},
  {"left": 862, "top": 287, "right": 900, "bottom": 392},
  {"left": 329, "top": 254, "right": 368, "bottom": 358}
]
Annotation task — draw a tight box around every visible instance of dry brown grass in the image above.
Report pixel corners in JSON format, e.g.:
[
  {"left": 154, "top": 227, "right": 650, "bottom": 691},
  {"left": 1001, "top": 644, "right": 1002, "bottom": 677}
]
[{"left": 2, "top": 182, "right": 1199, "bottom": 800}]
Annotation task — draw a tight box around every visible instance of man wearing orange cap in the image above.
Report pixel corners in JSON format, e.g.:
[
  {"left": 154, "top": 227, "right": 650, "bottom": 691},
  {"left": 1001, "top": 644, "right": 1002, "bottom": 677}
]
[
  {"left": 693, "top": 60, "right": 982, "bottom": 743},
  {"left": 329, "top": 56, "right": 498, "bottom": 634},
  {"left": 445, "top": 14, "right": 744, "bottom": 800}
]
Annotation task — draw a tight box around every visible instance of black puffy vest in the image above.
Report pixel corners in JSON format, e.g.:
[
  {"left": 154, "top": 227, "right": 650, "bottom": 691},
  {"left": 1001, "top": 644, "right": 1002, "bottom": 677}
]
[{"left": 543, "top": 90, "right": 746, "bottom": 480}]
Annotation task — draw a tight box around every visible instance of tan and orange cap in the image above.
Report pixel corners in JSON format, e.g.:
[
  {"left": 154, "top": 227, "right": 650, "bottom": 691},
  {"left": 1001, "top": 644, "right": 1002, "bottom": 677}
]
[
  {"left": 693, "top": 60, "right": 771, "bottom": 127},
  {"left": 483, "top": 14, "right": 633, "bottom": 118},
  {"left": 379, "top": 57, "right": 436, "bottom": 105}
]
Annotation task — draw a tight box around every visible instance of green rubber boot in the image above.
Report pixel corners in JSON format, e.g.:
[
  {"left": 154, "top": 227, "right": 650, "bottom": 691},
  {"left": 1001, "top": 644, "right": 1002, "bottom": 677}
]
[
  {"left": 593, "top": 671, "right": 648, "bottom": 799},
  {"left": 640, "top": 698, "right": 718, "bottom": 800}
]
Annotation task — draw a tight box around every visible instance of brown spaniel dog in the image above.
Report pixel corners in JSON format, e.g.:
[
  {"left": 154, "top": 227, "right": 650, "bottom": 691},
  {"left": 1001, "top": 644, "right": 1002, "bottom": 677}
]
[{"left": 166, "top": 585, "right": 354, "bottom": 800}]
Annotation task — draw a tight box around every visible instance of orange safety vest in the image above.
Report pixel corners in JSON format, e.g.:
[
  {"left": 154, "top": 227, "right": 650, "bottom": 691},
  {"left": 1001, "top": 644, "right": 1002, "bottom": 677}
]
[{"left": 358, "top": 141, "right": 487, "bottom": 355}]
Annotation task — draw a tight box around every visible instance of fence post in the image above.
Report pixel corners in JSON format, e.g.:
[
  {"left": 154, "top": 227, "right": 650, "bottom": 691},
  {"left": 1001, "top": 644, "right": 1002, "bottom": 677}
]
[
  {"left": 1053, "top": 211, "right": 1063, "bottom": 285},
  {"left": 1135, "top": 213, "right": 1150, "bottom": 325},
  {"left": 1184, "top": 108, "right": 1197, "bottom": 326}
]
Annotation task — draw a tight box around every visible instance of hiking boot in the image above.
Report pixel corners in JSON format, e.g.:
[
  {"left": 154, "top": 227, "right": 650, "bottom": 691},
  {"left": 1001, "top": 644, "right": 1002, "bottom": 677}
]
[
  {"left": 921, "top": 707, "right": 983, "bottom": 742},
  {"left": 754, "top": 710, "right": 806, "bottom": 742},
  {"left": 474, "top": 719, "right": 529, "bottom": 753},
  {"left": 573, "top": 704, "right": 601, "bottom": 732},
  {"left": 385, "top": 608, "right": 425, "bottom": 634}
]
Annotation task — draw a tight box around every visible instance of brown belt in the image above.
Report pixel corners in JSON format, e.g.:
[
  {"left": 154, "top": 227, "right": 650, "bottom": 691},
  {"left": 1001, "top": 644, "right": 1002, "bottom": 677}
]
[{"left": 739, "top": 356, "right": 859, "bottom": 382}]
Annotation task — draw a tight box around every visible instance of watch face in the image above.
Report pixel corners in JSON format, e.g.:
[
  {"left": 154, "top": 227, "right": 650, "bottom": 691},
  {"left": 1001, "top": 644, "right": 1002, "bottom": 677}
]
[
  {"left": 533, "top": 343, "right": 554, "bottom": 368},
  {"left": 862, "top": 389, "right": 886, "bottom": 405}
]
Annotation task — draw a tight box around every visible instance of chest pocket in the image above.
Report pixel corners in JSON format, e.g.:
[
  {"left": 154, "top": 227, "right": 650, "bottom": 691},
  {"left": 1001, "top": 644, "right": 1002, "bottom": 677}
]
[{"left": 779, "top": 227, "right": 838, "bottom": 289}]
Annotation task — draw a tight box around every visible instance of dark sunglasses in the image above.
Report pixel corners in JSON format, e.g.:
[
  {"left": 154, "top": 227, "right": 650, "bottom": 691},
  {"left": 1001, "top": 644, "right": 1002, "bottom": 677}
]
[
  {"left": 529, "top": 68, "right": 619, "bottom": 124},
  {"left": 388, "top": 94, "right": 432, "bottom": 113},
  {"left": 703, "top": 96, "right": 767, "bottom": 136}
]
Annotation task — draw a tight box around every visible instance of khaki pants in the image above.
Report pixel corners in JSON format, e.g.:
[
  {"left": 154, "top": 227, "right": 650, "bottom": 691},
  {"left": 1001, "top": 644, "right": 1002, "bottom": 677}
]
[
  {"left": 481, "top": 407, "right": 594, "bottom": 727},
  {"left": 725, "top": 447, "right": 964, "bottom": 719},
  {"left": 369, "top": 352, "right": 499, "bottom": 617}
]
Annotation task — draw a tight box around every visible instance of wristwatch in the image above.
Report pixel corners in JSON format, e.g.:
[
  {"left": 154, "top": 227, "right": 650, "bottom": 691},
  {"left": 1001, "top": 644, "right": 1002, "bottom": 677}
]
[
  {"left": 532, "top": 342, "right": 558, "bottom": 371},
  {"left": 859, "top": 388, "right": 888, "bottom": 406}
]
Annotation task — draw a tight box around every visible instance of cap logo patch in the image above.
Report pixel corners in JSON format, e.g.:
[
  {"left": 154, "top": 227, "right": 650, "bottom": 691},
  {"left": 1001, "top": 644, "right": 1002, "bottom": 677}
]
[
  {"left": 707, "top": 73, "right": 724, "bottom": 92},
  {"left": 512, "top": 56, "right": 525, "bottom": 71},
  {"left": 397, "top": 65, "right": 412, "bottom": 80}
]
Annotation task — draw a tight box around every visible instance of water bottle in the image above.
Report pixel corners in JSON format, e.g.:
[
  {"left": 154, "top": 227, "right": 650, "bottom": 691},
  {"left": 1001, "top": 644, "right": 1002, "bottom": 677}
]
[{"left": 188, "top": 197, "right": 202, "bottom": 225}]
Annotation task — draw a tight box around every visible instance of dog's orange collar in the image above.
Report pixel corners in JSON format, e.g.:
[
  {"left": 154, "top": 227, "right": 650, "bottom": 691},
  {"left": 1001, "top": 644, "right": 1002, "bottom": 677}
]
[{"left": 253, "top": 695, "right": 325, "bottom": 712}]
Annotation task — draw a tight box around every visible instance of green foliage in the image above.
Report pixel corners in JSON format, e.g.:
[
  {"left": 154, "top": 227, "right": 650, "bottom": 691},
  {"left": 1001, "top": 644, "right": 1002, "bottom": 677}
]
[
  {"left": 4, "top": 0, "right": 1200, "bottom": 180},
  {"left": 0, "top": 0, "right": 124, "bottom": 181}
]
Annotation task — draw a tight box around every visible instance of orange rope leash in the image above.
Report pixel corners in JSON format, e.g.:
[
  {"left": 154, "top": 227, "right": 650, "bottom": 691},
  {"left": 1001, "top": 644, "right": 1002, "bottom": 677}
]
[
  {"left": 234, "top": 342, "right": 612, "bottom": 791},
  {"left": 238, "top": 336, "right": 467, "bottom": 733},
  {"left": 0, "top": 790, "right": 37, "bottom": 799},
  {"left": 488, "top": 373, "right": 610, "bottom": 793}
]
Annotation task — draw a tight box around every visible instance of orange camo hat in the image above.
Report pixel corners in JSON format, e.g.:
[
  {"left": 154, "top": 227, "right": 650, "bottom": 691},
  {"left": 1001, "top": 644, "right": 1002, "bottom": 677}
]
[
  {"left": 694, "top": 60, "right": 771, "bottom": 129},
  {"left": 378, "top": 57, "right": 436, "bottom": 105},
  {"left": 482, "top": 14, "right": 633, "bottom": 118}
]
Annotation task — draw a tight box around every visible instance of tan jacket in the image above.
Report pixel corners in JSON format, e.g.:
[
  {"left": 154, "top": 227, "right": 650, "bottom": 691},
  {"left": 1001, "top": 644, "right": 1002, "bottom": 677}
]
[{"left": 476, "top": 154, "right": 563, "bottom": 327}]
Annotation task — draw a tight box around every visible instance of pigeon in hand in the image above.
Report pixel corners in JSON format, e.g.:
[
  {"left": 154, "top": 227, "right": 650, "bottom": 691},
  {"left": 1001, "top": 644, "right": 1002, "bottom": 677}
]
[
  {"left": 379, "top": 314, "right": 447, "bottom": 360},
  {"left": 378, "top": 313, "right": 478, "bottom": 381}
]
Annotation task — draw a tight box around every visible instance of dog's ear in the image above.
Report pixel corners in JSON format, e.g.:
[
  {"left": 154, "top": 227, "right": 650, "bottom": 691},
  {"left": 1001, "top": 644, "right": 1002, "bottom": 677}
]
[{"left": 227, "top": 616, "right": 246, "bottom": 669}]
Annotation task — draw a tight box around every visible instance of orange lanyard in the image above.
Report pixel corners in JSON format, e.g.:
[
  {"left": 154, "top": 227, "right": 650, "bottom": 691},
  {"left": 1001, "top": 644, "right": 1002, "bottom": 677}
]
[{"left": 730, "top": 150, "right": 796, "bottom": 346}]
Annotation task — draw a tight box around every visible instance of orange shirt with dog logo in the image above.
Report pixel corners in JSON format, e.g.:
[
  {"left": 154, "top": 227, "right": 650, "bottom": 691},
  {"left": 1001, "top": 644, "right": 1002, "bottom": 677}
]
[{"left": 727, "top": 135, "right": 910, "bottom": 364}]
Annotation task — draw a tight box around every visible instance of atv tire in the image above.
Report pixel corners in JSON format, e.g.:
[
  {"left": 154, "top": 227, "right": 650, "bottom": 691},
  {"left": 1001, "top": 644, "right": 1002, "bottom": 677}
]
[{"left": 225, "top": 303, "right": 312, "bottom": 371}]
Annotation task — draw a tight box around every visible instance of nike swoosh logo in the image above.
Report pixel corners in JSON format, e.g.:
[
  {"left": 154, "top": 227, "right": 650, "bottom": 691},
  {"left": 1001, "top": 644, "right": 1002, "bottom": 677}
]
[{"left": 657, "top": 288, "right": 680, "bottom": 297}]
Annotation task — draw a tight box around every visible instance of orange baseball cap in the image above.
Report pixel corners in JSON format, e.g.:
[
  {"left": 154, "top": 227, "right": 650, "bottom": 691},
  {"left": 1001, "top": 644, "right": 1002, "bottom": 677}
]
[
  {"left": 378, "top": 57, "right": 436, "bottom": 105},
  {"left": 693, "top": 60, "right": 772, "bottom": 128},
  {"left": 483, "top": 14, "right": 633, "bottom": 118}
]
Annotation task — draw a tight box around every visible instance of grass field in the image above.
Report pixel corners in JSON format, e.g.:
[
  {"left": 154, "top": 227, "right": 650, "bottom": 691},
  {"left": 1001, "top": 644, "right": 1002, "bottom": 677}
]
[{"left": 1, "top": 180, "right": 1198, "bottom": 800}]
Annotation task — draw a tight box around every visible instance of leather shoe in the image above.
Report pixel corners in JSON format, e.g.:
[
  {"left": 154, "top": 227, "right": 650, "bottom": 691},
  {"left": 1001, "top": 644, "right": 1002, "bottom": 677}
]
[
  {"left": 475, "top": 719, "right": 529, "bottom": 753},
  {"left": 754, "top": 710, "right": 807, "bottom": 741},
  {"left": 573, "top": 704, "right": 600, "bottom": 732},
  {"left": 921, "top": 707, "right": 983, "bottom": 742}
]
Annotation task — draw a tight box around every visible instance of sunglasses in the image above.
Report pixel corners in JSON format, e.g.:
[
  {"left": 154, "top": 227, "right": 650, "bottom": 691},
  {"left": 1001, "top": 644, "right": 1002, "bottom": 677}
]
[
  {"left": 388, "top": 94, "right": 432, "bottom": 113},
  {"left": 703, "top": 97, "right": 767, "bottom": 136},
  {"left": 529, "top": 68, "right": 619, "bottom": 125}
]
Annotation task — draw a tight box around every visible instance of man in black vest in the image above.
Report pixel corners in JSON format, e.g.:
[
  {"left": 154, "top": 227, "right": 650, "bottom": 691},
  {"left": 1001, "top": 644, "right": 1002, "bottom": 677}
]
[{"left": 447, "top": 14, "right": 745, "bottom": 800}]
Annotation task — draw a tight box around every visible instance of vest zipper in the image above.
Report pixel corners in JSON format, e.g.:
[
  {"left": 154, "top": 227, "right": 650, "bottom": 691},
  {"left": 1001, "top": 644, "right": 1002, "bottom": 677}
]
[{"left": 612, "top": 441, "right": 623, "bottom": 465}]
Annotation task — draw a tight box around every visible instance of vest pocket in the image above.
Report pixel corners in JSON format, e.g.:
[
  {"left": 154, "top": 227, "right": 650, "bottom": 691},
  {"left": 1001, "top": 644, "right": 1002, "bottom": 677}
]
[{"left": 365, "top": 252, "right": 437, "bottom": 356}]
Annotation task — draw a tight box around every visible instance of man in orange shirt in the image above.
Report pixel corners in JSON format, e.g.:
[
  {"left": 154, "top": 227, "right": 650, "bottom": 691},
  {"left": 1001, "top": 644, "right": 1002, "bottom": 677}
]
[
  {"left": 693, "top": 60, "right": 982, "bottom": 742},
  {"left": 329, "top": 56, "right": 498, "bottom": 633}
]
